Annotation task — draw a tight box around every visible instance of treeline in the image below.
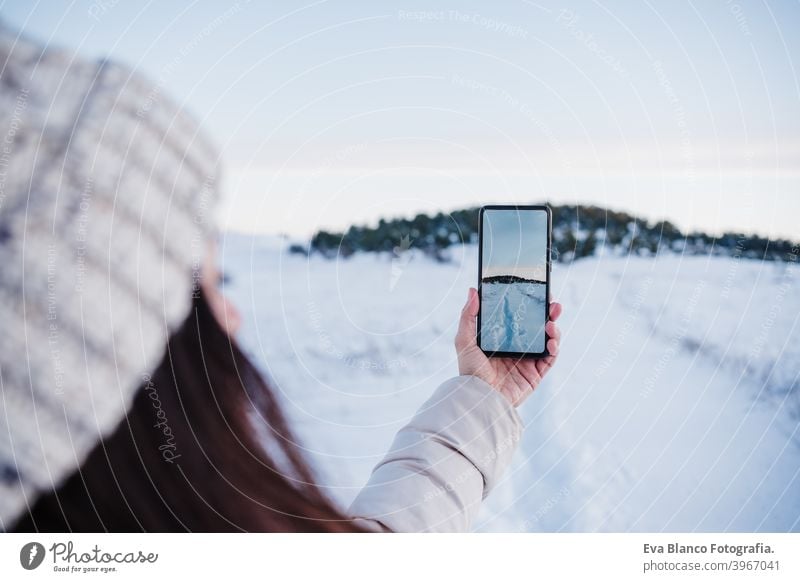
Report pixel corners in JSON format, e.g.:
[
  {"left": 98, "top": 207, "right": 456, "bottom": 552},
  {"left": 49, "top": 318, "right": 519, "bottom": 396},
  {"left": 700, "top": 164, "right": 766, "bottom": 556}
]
[
  {"left": 294, "top": 205, "right": 798, "bottom": 263},
  {"left": 482, "top": 275, "right": 545, "bottom": 284}
]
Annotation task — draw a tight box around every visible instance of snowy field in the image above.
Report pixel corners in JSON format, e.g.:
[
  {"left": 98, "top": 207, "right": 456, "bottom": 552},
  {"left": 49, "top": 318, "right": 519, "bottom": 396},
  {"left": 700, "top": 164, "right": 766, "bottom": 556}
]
[
  {"left": 220, "top": 233, "right": 800, "bottom": 532},
  {"left": 480, "top": 280, "right": 547, "bottom": 353}
]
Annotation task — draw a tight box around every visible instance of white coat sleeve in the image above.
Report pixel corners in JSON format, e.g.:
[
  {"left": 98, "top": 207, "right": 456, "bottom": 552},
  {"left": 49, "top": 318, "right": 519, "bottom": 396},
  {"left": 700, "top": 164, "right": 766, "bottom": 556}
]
[{"left": 349, "top": 375, "right": 523, "bottom": 532}]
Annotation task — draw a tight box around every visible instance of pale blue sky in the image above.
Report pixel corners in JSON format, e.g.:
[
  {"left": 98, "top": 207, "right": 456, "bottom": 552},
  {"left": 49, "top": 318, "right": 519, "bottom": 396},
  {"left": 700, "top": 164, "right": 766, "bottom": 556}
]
[
  {"left": 3, "top": 1, "right": 799, "bottom": 238},
  {"left": 482, "top": 208, "right": 548, "bottom": 281}
]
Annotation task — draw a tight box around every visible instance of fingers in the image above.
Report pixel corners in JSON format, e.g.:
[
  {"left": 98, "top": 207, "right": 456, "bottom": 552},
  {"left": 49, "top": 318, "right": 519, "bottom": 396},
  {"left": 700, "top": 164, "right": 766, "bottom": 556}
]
[
  {"left": 541, "top": 300, "right": 562, "bottom": 374},
  {"left": 455, "top": 287, "right": 479, "bottom": 350},
  {"left": 535, "top": 337, "right": 559, "bottom": 376},
  {"left": 464, "top": 287, "right": 479, "bottom": 317},
  {"left": 535, "top": 356, "right": 554, "bottom": 376},
  {"left": 533, "top": 313, "right": 561, "bottom": 376},
  {"left": 549, "top": 301, "right": 563, "bottom": 322},
  {"left": 545, "top": 320, "right": 560, "bottom": 342}
]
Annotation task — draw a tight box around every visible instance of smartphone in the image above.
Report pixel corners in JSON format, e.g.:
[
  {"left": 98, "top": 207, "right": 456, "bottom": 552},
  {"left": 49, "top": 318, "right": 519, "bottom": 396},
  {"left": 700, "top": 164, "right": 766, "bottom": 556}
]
[{"left": 477, "top": 205, "right": 552, "bottom": 358}]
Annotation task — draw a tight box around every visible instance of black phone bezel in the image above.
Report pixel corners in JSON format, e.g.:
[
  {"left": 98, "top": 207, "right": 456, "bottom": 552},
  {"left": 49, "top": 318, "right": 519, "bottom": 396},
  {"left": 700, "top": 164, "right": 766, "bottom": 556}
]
[{"left": 477, "top": 204, "right": 552, "bottom": 359}]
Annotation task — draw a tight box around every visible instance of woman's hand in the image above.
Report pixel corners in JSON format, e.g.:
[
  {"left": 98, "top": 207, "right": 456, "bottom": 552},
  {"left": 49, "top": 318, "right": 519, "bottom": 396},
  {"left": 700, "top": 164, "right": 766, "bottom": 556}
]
[{"left": 455, "top": 287, "right": 562, "bottom": 407}]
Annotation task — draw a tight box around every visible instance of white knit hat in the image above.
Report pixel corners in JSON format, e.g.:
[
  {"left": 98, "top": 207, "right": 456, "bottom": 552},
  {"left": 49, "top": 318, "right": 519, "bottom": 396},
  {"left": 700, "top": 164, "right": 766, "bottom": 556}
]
[{"left": 0, "top": 25, "right": 220, "bottom": 528}]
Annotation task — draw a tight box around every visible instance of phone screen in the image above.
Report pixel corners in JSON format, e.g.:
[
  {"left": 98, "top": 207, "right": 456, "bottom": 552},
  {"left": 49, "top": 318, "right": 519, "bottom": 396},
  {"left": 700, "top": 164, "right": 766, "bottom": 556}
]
[{"left": 479, "top": 206, "right": 550, "bottom": 356}]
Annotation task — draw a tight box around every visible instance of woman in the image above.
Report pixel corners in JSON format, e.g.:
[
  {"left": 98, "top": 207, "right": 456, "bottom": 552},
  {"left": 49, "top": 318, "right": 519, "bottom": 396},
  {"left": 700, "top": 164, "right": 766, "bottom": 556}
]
[{"left": 1, "top": 25, "right": 561, "bottom": 533}]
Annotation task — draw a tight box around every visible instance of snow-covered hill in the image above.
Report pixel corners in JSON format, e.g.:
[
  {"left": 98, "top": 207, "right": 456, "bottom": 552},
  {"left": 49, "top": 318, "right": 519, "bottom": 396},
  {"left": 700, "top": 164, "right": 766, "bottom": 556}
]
[{"left": 220, "top": 233, "right": 800, "bottom": 532}]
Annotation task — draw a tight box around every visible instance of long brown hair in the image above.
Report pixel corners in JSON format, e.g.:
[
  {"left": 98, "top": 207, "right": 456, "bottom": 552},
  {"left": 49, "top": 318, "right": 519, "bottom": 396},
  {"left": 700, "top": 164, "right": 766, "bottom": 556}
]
[{"left": 13, "top": 290, "right": 361, "bottom": 532}]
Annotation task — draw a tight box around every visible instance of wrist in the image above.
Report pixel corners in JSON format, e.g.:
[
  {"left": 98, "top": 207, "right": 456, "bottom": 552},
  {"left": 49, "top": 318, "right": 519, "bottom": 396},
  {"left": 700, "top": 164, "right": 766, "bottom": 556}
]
[
  {"left": 459, "top": 368, "right": 497, "bottom": 394},
  {"left": 459, "top": 372, "right": 519, "bottom": 408}
]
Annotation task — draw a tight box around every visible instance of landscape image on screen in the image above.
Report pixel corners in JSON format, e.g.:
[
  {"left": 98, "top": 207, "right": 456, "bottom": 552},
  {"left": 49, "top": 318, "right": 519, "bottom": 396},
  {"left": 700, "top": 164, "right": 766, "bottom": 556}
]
[{"left": 480, "top": 209, "right": 547, "bottom": 353}]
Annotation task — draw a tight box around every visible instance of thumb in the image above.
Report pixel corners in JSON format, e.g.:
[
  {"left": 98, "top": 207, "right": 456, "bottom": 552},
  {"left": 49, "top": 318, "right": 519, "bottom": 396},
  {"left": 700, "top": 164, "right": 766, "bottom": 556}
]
[{"left": 455, "top": 287, "right": 479, "bottom": 349}]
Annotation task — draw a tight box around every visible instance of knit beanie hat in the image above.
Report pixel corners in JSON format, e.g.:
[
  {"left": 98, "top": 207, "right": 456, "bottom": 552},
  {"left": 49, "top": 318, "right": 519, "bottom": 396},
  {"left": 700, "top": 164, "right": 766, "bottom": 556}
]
[{"left": 0, "top": 25, "right": 220, "bottom": 528}]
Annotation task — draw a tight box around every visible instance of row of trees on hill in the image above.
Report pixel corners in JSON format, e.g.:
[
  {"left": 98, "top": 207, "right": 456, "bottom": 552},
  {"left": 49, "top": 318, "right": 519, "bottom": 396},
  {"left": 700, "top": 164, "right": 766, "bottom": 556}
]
[{"left": 293, "top": 204, "right": 797, "bottom": 263}]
